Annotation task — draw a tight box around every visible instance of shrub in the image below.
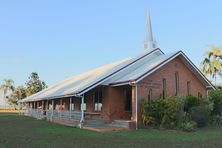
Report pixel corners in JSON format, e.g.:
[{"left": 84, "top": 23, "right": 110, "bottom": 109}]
[
  {"left": 142, "top": 94, "right": 215, "bottom": 131},
  {"left": 178, "top": 112, "right": 196, "bottom": 132},
  {"left": 211, "top": 115, "right": 222, "bottom": 126},
  {"left": 184, "top": 95, "right": 199, "bottom": 112},
  {"left": 161, "top": 96, "right": 185, "bottom": 129},
  {"left": 190, "top": 106, "right": 210, "bottom": 127},
  {"left": 179, "top": 121, "right": 197, "bottom": 132},
  {"left": 142, "top": 99, "right": 165, "bottom": 126},
  {"left": 209, "top": 90, "right": 222, "bottom": 116}
]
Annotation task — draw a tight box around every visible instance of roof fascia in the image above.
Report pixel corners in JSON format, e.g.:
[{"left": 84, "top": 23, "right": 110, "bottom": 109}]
[
  {"left": 134, "top": 51, "right": 215, "bottom": 90},
  {"left": 179, "top": 51, "right": 216, "bottom": 90}
]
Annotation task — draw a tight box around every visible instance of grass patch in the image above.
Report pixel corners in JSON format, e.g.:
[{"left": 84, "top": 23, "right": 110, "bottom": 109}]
[{"left": 0, "top": 113, "right": 221, "bottom": 148}]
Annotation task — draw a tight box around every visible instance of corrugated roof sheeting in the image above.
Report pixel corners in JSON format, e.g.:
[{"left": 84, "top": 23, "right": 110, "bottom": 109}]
[
  {"left": 21, "top": 57, "right": 132, "bottom": 102},
  {"left": 21, "top": 48, "right": 214, "bottom": 103}
]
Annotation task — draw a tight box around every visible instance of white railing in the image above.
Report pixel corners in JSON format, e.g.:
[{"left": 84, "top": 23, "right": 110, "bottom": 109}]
[
  {"left": 27, "top": 108, "right": 44, "bottom": 119},
  {"left": 26, "top": 108, "right": 81, "bottom": 121},
  {"left": 46, "top": 110, "right": 81, "bottom": 121}
]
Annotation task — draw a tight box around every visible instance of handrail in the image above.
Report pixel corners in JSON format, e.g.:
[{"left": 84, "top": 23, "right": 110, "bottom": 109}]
[{"left": 26, "top": 108, "right": 81, "bottom": 121}]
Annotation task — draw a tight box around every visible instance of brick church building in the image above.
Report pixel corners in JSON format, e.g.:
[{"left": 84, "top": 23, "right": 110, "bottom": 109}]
[{"left": 21, "top": 14, "right": 215, "bottom": 130}]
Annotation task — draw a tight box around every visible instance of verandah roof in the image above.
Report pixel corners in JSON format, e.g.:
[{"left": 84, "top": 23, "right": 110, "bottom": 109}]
[{"left": 21, "top": 57, "right": 132, "bottom": 102}]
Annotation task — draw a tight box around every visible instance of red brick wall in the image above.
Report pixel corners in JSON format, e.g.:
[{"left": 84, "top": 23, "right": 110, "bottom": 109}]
[
  {"left": 45, "top": 56, "right": 208, "bottom": 127},
  {"left": 83, "top": 86, "right": 132, "bottom": 121},
  {"left": 136, "top": 56, "right": 207, "bottom": 124}
]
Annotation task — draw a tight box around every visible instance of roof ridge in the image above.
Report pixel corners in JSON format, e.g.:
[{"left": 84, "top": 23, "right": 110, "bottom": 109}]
[{"left": 77, "top": 48, "right": 163, "bottom": 95}]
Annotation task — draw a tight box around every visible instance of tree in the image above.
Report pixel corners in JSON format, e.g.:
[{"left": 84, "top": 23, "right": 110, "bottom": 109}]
[
  {"left": 201, "top": 46, "right": 222, "bottom": 85},
  {"left": 7, "top": 86, "right": 26, "bottom": 109},
  {"left": 25, "top": 72, "right": 47, "bottom": 96},
  {"left": 0, "top": 79, "right": 15, "bottom": 109}
]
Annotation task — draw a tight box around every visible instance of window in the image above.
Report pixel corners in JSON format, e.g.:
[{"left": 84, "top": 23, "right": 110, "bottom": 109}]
[
  {"left": 94, "top": 90, "right": 102, "bottom": 111},
  {"left": 175, "top": 72, "right": 179, "bottom": 95},
  {"left": 163, "top": 78, "right": 166, "bottom": 99},
  {"left": 148, "top": 89, "right": 152, "bottom": 103},
  {"left": 187, "top": 81, "right": 190, "bottom": 96},
  {"left": 125, "top": 88, "right": 132, "bottom": 111},
  {"left": 69, "top": 98, "right": 75, "bottom": 111},
  {"left": 80, "top": 98, "right": 86, "bottom": 111},
  {"left": 71, "top": 103, "right": 74, "bottom": 110}
]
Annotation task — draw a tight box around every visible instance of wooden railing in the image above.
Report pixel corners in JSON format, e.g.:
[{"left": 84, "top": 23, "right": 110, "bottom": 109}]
[{"left": 26, "top": 108, "right": 81, "bottom": 121}]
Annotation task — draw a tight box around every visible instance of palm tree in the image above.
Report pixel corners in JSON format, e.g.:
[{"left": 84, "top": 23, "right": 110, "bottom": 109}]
[
  {"left": 0, "top": 79, "right": 15, "bottom": 109},
  {"left": 201, "top": 46, "right": 222, "bottom": 85}
]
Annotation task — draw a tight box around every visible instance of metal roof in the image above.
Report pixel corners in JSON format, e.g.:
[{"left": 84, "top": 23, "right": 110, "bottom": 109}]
[
  {"left": 21, "top": 48, "right": 214, "bottom": 103},
  {"left": 21, "top": 57, "right": 132, "bottom": 102},
  {"left": 102, "top": 51, "right": 177, "bottom": 85}
]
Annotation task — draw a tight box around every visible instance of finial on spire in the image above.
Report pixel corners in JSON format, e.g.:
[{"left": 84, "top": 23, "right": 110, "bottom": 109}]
[{"left": 143, "top": 11, "right": 157, "bottom": 52}]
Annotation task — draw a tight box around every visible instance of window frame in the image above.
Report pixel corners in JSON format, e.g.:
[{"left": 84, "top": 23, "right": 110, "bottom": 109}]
[
  {"left": 148, "top": 88, "right": 152, "bottom": 103},
  {"left": 175, "top": 72, "right": 179, "bottom": 95},
  {"left": 187, "top": 81, "right": 190, "bottom": 96},
  {"left": 94, "top": 89, "right": 103, "bottom": 111}
]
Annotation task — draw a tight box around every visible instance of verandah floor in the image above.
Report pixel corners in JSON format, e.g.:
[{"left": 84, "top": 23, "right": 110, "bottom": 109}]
[{"left": 0, "top": 113, "right": 222, "bottom": 148}]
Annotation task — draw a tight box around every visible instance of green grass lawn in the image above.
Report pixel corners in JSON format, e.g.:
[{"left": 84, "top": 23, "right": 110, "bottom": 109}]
[{"left": 0, "top": 113, "right": 221, "bottom": 148}]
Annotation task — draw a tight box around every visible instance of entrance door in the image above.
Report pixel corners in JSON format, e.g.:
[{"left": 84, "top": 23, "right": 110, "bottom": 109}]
[{"left": 125, "top": 88, "right": 132, "bottom": 112}]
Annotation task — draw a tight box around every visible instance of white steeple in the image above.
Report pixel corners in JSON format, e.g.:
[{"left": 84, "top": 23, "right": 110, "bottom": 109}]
[{"left": 143, "top": 12, "right": 157, "bottom": 52}]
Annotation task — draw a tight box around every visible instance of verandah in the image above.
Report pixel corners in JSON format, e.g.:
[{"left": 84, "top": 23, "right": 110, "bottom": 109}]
[{"left": 25, "top": 96, "right": 86, "bottom": 127}]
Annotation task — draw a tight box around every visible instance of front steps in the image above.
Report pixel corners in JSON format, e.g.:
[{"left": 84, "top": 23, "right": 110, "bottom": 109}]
[
  {"left": 82, "top": 119, "right": 135, "bottom": 132},
  {"left": 111, "top": 120, "right": 131, "bottom": 128},
  {"left": 83, "top": 119, "right": 107, "bottom": 127}
]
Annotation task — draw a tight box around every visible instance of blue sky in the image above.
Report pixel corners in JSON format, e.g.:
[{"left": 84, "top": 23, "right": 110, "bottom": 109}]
[{"left": 0, "top": 0, "right": 222, "bottom": 87}]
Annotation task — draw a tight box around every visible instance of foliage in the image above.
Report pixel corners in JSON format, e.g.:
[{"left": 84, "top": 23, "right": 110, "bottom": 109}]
[
  {"left": 184, "top": 95, "right": 199, "bottom": 112},
  {"left": 7, "top": 86, "right": 26, "bottom": 109},
  {"left": 208, "top": 90, "right": 222, "bottom": 116},
  {"left": 161, "top": 96, "right": 185, "bottom": 129},
  {"left": 189, "top": 96, "right": 213, "bottom": 128},
  {"left": 200, "top": 45, "right": 222, "bottom": 85},
  {"left": 0, "top": 79, "right": 15, "bottom": 97},
  {"left": 211, "top": 115, "right": 222, "bottom": 126},
  {"left": 0, "top": 72, "right": 47, "bottom": 107},
  {"left": 25, "top": 72, "right": 47, "bottom": 96},
  {"left": 142, "top": 99, "right": 165, "bottom": 126},
  {"left": 190, "top": 106, "right": 210, "bottom": 127},
  {"left": 199, "top": 95, "right": 214, "bottom": 113},
  {"left": 142, "top": 94, "right": 216, "bottom": 131},
  {"left": 179, "top": 120, "right": 197, "bottom": 132}
]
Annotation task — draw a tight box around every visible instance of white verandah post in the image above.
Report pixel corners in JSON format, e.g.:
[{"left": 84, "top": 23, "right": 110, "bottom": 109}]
[
  {"left": 51, "top": 100, "right": 54, "bottom": 121},
  {"left": 79, "top": 95, "right": 85, "bottom": 128},
  {"left": 60, "top": 99, "right": 62, "bottom": 118},
  {"left": 69, "top": 97, "right": 72, "bottom": 120},
  {"left": 46, "top": 100, "right": 48, "bottom": 118},
  {"left": 42, "top": 100, "right": 44, "bottom": 116}
]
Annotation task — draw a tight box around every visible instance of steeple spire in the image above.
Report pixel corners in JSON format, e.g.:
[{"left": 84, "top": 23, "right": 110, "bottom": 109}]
[
  {"left": 143, "top": 11, "right": 157, "bottom": 52},
  {"left": 146, "top": 12, "right": 153, "bottom": 42}
]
